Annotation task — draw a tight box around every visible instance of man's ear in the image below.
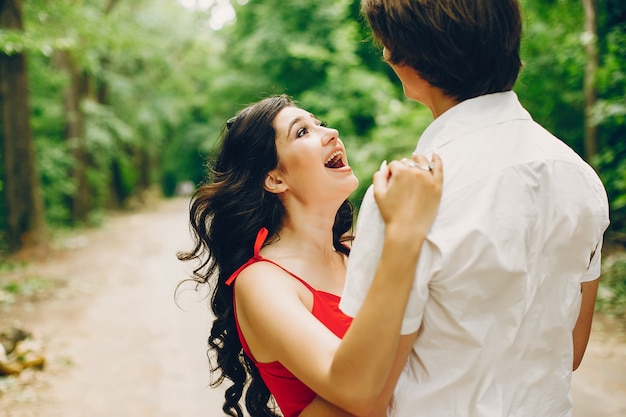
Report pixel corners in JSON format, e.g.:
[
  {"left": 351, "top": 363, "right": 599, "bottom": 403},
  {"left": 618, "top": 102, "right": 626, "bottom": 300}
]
[{"left": 264, "top": 170, "right": 288, "bottom": 194}]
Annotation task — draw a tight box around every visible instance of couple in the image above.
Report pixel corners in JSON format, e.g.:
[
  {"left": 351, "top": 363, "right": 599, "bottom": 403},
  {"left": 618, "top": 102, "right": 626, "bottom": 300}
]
[{"left": 179, "top": 1, "right": 610, "bottom": 416}]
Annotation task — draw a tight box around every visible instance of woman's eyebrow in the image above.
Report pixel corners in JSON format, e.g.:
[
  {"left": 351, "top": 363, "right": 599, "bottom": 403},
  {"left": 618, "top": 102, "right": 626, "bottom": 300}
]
[
  {"left": 287, "top": 114, "right": 316, "bottom": 137},
  {"left": 287, "top": 117, "right": 303, "bottom": 137}
]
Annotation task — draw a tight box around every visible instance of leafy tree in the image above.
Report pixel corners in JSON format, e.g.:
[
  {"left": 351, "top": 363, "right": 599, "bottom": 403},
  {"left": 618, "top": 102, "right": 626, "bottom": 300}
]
[
  {"left": 593, "top": 0, "right": 626, "bottom": 240},
  {"left": 0, "top": 0, "right": 623, "bottom": 255},
  {"left": 0, "top": 0, "right": 47, "bottom": 252},
  {"left": 519, "top": 0, "right": 626, "bottom": 242},
  {"left": 207, "top": 0, "right": 433, "bottom": 204}
]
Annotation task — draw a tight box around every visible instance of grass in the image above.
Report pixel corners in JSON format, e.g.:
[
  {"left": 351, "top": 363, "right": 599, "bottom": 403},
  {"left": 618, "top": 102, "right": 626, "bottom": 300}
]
[{"left": 0, "top": 260, "right": 54, "bottom": 308}]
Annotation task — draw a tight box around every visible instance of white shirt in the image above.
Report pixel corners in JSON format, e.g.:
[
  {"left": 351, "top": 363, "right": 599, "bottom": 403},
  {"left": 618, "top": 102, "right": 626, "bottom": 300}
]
[{"left": 340, "top": 92, "right": 610, "bottom": 417}]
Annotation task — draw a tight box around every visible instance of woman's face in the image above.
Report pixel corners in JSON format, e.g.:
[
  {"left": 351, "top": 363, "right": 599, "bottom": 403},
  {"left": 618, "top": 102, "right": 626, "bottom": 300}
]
[{"left": 269, "top": 106, "right": 358, "bottom": 203}]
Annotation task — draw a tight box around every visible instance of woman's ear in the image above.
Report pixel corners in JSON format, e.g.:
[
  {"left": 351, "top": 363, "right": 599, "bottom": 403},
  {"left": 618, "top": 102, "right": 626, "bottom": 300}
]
[{"left": 264, "top": 170, "right": 288, "bottom": 194}]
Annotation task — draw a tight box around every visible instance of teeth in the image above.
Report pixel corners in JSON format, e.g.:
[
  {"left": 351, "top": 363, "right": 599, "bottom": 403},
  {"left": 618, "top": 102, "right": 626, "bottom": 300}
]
[{"left": 325, "top": 151, "right": 343, "bottom": 165}]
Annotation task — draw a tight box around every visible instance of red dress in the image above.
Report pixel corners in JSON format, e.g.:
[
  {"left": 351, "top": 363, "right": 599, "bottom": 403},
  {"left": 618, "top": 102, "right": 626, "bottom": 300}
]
[{"left": 226, "top": 228, "right": 353, "bottom": 417}]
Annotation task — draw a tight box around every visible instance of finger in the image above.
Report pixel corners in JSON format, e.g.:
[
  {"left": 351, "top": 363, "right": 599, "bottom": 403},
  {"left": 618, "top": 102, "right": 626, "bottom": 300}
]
[
  {"left": 372, "top": 162, "right": 390, "bottom": 196},
  {"left": 379, "top": 159, "right": 388, "bottom": 174},
  {"left": 410, "top": 153, "right": 429, "bottom": 165},
  {"left": 430, "top": 153, "right": 443, "bottom": 180},
  {"left": 387, "top": 159, "right": 407, "bottom": 175},
  {"left": 374, "top": 159, "right": 390, "bottom": 186},
  {"left": 409, "top": 153, "right": 432, "bottom": 172}
]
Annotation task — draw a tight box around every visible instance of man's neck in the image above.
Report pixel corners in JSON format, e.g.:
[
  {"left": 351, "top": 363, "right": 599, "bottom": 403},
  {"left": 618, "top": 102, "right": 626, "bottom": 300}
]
[{"left": 429, "top": 92, "right": 460, "bottom": 119}]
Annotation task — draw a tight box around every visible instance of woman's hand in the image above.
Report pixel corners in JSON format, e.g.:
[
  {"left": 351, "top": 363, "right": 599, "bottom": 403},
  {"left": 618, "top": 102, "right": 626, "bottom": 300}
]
[{"left": 373, "top": 153, "right": 443, "bottom": 241}]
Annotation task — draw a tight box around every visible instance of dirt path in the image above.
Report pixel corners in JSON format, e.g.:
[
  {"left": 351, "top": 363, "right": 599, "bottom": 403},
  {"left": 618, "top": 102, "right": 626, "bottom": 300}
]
[
  {"left": 0, "top": 198, "right": 225, "bottom": 417},
  {"left": 0, "top": 197, "right": 625, "bottom": 417}
]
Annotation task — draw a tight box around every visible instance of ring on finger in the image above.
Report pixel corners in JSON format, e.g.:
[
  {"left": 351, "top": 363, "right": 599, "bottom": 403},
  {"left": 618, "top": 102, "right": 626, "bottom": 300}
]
[{"left": 408, "top": 161, "right": 432, "bottom": 171}]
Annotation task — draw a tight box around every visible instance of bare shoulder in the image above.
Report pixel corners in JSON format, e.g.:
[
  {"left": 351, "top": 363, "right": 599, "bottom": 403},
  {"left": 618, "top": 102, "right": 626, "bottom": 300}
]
[
  {"left": 234, "top": 261, "right": 304, "bottom": 303},
  {"left": 233, "top": 261, "right": 317, "bottom": 363}
]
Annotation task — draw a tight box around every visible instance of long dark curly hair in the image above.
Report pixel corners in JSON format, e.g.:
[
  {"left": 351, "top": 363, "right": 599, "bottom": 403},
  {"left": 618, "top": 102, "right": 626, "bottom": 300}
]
[{"left": 178, "top": 95, "right": 354, "bottom": 417}]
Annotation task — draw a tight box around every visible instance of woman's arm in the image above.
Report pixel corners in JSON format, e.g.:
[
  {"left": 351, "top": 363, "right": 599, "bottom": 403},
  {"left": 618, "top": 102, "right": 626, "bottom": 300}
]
[
  {"left": 236, "top": 155, "right": 442, "bottom": 416},
  {"left": 300, "top": 332, "right": 417, "bottom": 417}
]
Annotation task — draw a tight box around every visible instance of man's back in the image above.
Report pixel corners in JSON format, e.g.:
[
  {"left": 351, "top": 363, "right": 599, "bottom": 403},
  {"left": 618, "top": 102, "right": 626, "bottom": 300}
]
[{"left": 341, "top": 92, "right": 609, "bottom": 416}]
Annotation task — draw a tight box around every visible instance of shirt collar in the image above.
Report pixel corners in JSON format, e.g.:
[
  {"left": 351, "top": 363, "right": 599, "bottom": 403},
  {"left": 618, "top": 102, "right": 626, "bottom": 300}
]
[{"left": 415, "top": 91, "right": 532, "bottom": 154}]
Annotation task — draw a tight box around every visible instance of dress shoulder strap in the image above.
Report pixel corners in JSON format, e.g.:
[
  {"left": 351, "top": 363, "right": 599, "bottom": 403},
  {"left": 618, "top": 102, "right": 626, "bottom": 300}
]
[
  {"left": 225, "top": 228, "right": 316, "bottom": 293},
  {"left": 225, "top": 228, "right": 269, "bottom": 286}
]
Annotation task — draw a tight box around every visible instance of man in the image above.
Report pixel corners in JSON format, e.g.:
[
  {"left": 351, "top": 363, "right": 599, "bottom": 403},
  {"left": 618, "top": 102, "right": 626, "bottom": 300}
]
[{"left": 339, "top": 1, "right": 610, "bottom": 416}]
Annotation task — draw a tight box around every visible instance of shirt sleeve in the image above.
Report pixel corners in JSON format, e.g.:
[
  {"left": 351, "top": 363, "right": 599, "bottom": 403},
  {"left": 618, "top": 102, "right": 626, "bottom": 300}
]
[
  {"left": 339, "top": 186, "right": 384, "bottom": 318},
  {"left": 581, "top": 237, "right": 603, "bottom": 282},
  {"left": 340, "top": 186, "right": 439, "bottom": 335}
]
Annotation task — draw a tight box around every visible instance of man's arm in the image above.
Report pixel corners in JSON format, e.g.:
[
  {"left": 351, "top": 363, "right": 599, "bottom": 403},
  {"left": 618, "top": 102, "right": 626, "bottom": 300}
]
[{"left": 572, "top": 277, "right": 599, "bottom": 371}]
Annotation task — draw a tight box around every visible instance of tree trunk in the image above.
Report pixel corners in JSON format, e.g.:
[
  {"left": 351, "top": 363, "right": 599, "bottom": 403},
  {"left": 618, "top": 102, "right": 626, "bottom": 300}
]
[
  {"left": 0, "top": 0, "right": 47, "bottom": 252},
  {"left": 100, "top": 0, "right": 128, "bottom": 210},
  {"left": 96, "top": 56, "right": 126, "bottom": 210},
  {"left": 583, "top": 0, "right": 598, "bottom": 162},
  {"left": 53, "top": 50, "right": 91, "bottom": 223}
]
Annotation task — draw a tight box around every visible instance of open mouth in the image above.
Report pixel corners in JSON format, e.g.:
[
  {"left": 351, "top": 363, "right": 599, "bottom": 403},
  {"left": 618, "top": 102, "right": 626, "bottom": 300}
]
[{"left": 325, "top": 150, "right": 346, "bottom": 169}]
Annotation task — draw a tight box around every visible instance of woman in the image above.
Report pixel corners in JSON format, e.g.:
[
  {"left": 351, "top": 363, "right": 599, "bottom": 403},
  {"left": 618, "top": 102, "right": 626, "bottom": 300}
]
[{"left": 179, "top": 95, "right": 442, "bottom": 417}]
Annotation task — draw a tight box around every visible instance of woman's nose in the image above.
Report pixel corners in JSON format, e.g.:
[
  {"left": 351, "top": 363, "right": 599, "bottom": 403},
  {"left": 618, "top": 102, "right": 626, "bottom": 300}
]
[{"left": 322, "top": 126, "right": 339, "bottom": 145}]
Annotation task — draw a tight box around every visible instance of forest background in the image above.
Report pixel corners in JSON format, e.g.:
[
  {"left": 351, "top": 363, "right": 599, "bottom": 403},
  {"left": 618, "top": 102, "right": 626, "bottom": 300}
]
[{"left": 0, "top": 0, "right": 625, "bottom": 321}]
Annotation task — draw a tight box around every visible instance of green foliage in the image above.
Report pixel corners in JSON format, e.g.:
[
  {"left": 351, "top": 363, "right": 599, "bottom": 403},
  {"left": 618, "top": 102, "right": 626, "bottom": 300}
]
[
  {"left": 0, "top": 29, "right": 74, "bottom": 56},
  {"left": 594, "top": 144, "right": 626, "bottom": 237},
  {"left": 210, "top": 0, "right": 428, "bottom": 202},
  {"left": 517, "top": 0, "right": 626, "bottom": 245},
  {"left": 517, "top": 0, "right": 586, "bottom": 154},
  {"left": 0, "top": 0, "right": 625, "bottom": 261},
  {"left": 597, "top": 251, "right": 626, "bottom": 319},
  {"left": 0, "top": 260, "right": 53, "bottom": 308},
  {"left": 0, "top": 0, "right": 222, "bottom": 232},
  {"left": 1, "top": 276, "right": 49, "bottom": 296},
  {"left": 36, "top": 138, "right": 75, "bottom": 224},
  {"left": 0, "top": 152, "right": 4, "bottom": 252},
  {"left": 592, "top": 24, "right": 626, "bottom": 235}
]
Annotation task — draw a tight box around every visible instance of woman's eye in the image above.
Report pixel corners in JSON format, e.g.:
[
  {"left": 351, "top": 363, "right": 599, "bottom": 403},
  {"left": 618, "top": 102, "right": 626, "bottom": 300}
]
[
  {"left": 319, "top": 121, "right": 328, "bottom": 127},
  {"left": 296, "top": 127, "right": 308, "bottom": 138}
]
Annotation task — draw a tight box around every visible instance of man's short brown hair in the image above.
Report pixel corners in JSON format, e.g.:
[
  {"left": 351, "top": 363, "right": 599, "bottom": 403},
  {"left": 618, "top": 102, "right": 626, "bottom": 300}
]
[{"left": 362, "top": 0, "right": 523, "bottom": 101}]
